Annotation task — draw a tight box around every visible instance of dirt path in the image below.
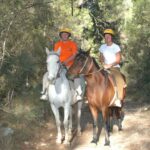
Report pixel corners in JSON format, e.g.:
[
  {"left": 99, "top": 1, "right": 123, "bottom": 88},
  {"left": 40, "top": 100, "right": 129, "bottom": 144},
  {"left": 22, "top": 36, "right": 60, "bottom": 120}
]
[{"left": 22, "top": 100, "right": 150, "bottom": 150}]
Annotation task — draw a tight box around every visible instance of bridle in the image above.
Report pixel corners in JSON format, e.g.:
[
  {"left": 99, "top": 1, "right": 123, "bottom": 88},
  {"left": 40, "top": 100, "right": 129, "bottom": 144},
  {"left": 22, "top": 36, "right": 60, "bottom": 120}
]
[
  {"left": 79, "top": 56, "right": 90, "bottom": 74},
  {"left": 47, "top": 53, "right": 65, "bottom": 83},
  {"left": 78, "top": 55, "right": 102, "bottom": 76}
]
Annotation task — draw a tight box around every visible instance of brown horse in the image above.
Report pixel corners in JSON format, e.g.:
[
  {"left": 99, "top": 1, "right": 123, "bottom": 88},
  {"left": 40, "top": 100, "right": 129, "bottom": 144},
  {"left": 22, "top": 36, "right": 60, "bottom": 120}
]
[{"left": 68, "top": 50, "right": 126, "bottom": 145}]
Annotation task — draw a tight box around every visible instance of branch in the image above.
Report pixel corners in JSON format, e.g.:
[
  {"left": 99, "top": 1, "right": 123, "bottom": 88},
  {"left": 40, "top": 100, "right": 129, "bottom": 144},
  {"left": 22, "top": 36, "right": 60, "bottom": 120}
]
[
  {"left": 24, "top": 1, "right": 52, "bottom": 9},
  {"left": 0, "top": 20, "right": 14, "bottom": 70},
  {"left": 0, "top": 1, "right": 52, "bottom": 69}
]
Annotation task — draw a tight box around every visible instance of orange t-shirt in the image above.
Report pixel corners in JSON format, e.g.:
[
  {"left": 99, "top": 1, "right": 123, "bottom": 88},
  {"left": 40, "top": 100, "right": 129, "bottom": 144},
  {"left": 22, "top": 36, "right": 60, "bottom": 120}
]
[{"left": 54, "top": 40, "right": 78, "bottom": 67}]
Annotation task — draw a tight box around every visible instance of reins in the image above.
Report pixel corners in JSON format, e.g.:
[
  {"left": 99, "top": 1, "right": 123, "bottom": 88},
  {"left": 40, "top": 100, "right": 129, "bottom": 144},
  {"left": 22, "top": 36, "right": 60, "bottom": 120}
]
[
  {"left": 79, "top": 56, "right": 89, "bottom": 74},
  {"left": 56, "top": 62, "right": 61, "bottom": 78},
  {"left": 77, "top": 56, "right": 103, "bottom": 76}
]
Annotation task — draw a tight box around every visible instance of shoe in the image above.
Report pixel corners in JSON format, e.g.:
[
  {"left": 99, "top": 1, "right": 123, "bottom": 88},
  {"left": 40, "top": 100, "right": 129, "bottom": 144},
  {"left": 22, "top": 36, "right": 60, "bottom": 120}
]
[
  {"left": 76, "top": 95, "right": 82, "bottom": 101},
  {"left": 40, "top": 94, "right": 48, "bottom": 100},
  {"left": 114, "top": 99, "right": 122, "bottom": 107},
  {"left": 41, "top": 91, "right": 45, "bottom": 94}
]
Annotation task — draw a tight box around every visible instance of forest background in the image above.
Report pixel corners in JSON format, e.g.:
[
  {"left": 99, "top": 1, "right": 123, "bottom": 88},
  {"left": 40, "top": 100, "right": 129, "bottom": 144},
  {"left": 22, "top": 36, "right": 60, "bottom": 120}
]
[{"left": 0, "top": 0, "right": 150, "bottom": 149}]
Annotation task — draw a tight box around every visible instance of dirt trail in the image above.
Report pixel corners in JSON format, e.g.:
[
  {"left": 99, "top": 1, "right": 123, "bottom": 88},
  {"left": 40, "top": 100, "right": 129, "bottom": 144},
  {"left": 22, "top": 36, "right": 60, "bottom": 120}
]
[{"left": 23, "top": 100, "right": 150, "bottom": 150}]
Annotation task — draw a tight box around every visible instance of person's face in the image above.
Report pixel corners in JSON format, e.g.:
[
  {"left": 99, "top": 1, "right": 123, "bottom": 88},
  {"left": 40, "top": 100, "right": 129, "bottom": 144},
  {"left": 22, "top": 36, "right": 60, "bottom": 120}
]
[
  {"left": 60, "top": 32, "right": 70, "bottom": 41},
  {"left": 104, "top": 34, "right": 113, "bottom": 44}
]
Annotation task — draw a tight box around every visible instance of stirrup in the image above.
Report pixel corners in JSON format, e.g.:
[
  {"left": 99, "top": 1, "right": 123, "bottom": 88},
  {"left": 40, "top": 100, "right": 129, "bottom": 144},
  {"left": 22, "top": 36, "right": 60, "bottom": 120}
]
[
  {"left": 76, "top": 95, "right": 82, "bottom": 101},
  {"left": 114, "top": 99, "right": 122, "bottom": 107},
  {"left": 40, "top": 94, "right": 48, "bottom": 100}
]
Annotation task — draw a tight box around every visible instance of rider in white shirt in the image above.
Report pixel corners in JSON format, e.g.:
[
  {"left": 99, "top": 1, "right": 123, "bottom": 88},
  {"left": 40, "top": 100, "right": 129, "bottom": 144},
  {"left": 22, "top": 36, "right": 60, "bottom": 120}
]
[
  {"left": 99, "top": 29, "right": 126, "bottom": 107},
  {"left": 100, "top": 43, "right": 121, "bottom": 68}
]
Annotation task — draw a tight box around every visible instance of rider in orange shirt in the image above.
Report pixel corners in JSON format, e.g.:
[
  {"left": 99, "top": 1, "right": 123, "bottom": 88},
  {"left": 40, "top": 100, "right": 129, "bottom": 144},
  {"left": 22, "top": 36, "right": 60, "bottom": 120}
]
[
  {"left": 54, "top": 28, "right": 78, "bottom": 68},
  {"left": 40, "top": 28, "right": 85, "bottom": 102}
]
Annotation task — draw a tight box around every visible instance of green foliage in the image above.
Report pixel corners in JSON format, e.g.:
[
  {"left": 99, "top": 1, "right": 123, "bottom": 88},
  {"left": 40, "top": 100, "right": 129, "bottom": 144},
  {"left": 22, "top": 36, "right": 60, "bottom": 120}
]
[
  {"left": 0, "top": 0, "right": 52, "bottom": 99},
  {"left": 126, "top": 0, "right": 150, "bottom": 99},
  {"left": 0, "top": 94, "right": 51, "bottom": 150},
  {"left": 0, "top": 0, "right": 149, "bottom": 103},
  {"left": 1, "top": 51, "right": 35, "bottom": 91}
]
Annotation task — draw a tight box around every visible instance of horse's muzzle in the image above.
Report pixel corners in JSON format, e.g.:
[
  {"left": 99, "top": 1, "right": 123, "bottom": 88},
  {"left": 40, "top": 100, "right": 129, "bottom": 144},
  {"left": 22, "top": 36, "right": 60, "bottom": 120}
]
[{"left": 48, "top": 76, "right": 56, "bottom": 84}]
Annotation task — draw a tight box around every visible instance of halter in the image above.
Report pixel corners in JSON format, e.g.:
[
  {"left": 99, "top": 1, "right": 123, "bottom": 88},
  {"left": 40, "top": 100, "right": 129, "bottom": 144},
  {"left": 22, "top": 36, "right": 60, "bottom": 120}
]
[
  {"left": 79, "top": 56, "right": 90, "bottom": 74},
  {"left": 47, "top": 53, "right": 65, "bottom": 83}
]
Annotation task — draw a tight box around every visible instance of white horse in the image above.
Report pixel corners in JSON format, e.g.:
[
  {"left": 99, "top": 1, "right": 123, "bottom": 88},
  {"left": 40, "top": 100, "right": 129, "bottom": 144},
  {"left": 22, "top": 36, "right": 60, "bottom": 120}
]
[{"left": 45, "top": 48, "right": 83, "bottom": 144}]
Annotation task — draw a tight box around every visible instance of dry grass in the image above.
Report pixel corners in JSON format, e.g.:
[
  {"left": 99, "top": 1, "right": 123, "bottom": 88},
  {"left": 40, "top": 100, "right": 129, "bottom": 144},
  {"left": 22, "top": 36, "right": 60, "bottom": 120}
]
[{"left": 0, "top": 94, "right": 52, "bottom": 150}]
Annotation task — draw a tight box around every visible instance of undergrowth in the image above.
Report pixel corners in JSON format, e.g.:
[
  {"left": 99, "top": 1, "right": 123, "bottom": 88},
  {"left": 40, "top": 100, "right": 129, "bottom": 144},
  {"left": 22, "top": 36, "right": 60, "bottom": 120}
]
[{"left": 0, "top": 92, "right": 52, "bottom": 150}]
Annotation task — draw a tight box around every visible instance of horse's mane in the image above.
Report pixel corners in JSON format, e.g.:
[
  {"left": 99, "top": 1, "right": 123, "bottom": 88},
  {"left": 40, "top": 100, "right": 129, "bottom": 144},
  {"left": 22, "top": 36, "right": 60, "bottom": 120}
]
[
  {"left": 77, "top": 50, "right": 100, "bottom": 69},
  {"left": 92, "top": 57, "right": 108, "bottom": 77},
  {"left": 92, "top": 57, "right": 100, "bottom": 69},
  {"left": 77, "top": 50, "right": 108, "bottom": 80}
]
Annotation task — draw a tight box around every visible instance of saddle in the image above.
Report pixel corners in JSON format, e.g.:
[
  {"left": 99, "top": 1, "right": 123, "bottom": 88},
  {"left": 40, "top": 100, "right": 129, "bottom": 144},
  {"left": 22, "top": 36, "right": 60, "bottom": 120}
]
[{"left": 103, "top": 69, "right": 127, "bottom": 107}]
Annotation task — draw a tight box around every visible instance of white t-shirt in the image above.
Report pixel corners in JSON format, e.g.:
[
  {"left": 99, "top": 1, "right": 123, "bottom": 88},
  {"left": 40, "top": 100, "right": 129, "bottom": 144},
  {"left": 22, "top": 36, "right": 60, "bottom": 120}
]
[{"left": 99, "top": 43, "right": 121, "bottom": 68}]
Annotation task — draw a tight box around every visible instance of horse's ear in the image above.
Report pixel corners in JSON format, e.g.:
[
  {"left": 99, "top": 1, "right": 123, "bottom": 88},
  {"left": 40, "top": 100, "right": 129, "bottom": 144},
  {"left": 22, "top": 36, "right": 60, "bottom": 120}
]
[
  {"left": 87, "top": 47, "right": 91, "bottom": 55},
  {"left": 78, "top": 48, "right": 84, "bottom": 53},
  {"left": 78, "top": 48, "right": 91, "bottom": 55},
  {"left": 45, "top": 47, "right": 50, "bottom": 55}
]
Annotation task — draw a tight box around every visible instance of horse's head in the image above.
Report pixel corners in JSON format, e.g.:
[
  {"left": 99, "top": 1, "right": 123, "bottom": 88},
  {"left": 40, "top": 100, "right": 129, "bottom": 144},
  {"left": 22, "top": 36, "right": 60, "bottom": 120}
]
[
  {"left": 68, "top": 50, "right": 92, "bottom": 75},
  {"left": 45, "top": 47, "right": 61, "bottom": 83}
]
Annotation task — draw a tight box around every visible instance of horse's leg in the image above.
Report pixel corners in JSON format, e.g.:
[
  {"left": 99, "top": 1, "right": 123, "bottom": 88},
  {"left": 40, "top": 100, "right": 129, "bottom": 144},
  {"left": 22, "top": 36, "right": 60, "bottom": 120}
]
[
  {"left": 63, "top": 105, "right": 70, "bottom": 144},
  {"left": 89, "top": 106, "right": 98, "bottom": 144},
  {"left": 74, "top": 78, "right": 82, "bottom": 101},
  {"left": 108, "top": 107, "right": 113, "bottom": 132},
  {"left": 102, "top": 108, "right": 110, "bottom": 146},
  {"left": 118, "top": 110, "right": 122, "bottom": 131},
  {"left": 68, "top": 106, "right": 72, "bottom": 135},
  {"left": 41, "top": 72, "right": 48, "bottom": 94},
  {"left": 40, "top": 72, "right": 49, "bottom": 100},
  {"left": 115, "top": 88, "right": 126, "bottom": 131},
  {"left": 115, "top": 107, "right": 123, "bottom": 131},
  {"left": 50, "top": 104, "right": 62, "bottom": 144},
  {"left": 112, "top": 86, "right": 125, "bottom": 131},
  {"left": 77, "top": 101, "right": 82, "bottom": 136}
]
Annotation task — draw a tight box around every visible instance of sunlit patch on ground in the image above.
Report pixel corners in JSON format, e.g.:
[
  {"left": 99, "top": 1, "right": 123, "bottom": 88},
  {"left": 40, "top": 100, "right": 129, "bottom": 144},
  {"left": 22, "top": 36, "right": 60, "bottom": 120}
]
[{"left": 71, "top": 101, "right": 150, "bottom": 150}]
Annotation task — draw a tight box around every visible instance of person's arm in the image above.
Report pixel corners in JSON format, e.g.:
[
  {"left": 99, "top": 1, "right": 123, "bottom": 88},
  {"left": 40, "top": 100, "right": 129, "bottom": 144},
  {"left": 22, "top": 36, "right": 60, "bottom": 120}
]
[
  {"left": 104, "top": 51, "right": 121, "bottom": 69},
  {"left": 54, "top": 41, "right": 59, "bottom": 51},
  {"left": 63, "top": 55, "right": 76, "bottom": 65}
]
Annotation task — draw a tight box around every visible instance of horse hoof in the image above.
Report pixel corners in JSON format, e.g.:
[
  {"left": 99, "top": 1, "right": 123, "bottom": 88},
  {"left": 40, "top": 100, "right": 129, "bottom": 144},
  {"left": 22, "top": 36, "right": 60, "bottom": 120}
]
[
  {"left": 118, "top": 124, "right": 122, "bottom": 131},
  {"left": 63, "top": 140, "right": 70, "bottom": 145},
  {"left": 119, "top": 128, "right": 123, "bottom": 131},
  {"left": 56, "top": 139, "right": 62, "bottom": 144},
  {"left": 91, "top": 139, "right": 97, "bottom": 145},
  {"left": 104, "top": 141, "right": 110, "bottom": 146},
  {"left": 40, "top": 95, "right": 48, "bottom": 100}
]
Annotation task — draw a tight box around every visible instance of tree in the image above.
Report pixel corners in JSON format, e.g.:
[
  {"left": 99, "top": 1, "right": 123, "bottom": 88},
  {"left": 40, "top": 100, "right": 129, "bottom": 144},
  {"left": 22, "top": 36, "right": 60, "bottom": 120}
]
[
  {"left": 0, "top": 0, "right": 53, "bottom": 101},
  {"left": 126, "top": 0, "right": 150, "bottom": 99}
]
